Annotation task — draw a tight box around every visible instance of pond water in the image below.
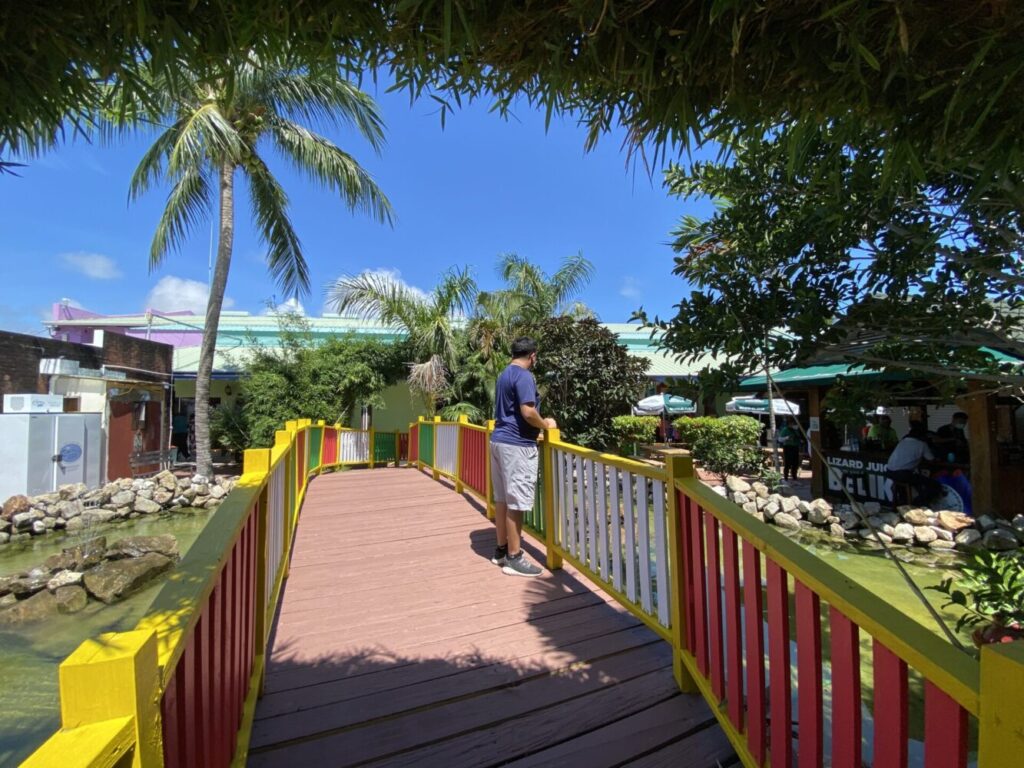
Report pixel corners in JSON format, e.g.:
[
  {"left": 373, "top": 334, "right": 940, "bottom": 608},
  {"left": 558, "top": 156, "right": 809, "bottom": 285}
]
[{"left": 0, "top": 511, "right": 213, "bottom": 766}]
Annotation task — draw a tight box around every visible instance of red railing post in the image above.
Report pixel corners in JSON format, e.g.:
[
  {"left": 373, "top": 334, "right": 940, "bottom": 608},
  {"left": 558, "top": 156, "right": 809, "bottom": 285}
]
[{"left": 666, "top": 456, "right": 697, "bottom": 693}]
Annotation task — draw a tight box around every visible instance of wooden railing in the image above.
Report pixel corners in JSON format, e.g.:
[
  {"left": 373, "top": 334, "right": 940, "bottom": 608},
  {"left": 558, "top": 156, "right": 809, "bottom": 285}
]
[
  {"left": 24, "top": 417, "right": 1024, "bottom": 767},
  {"left": 416, "top": 419, "right": 1024, "bottom": 768},
  {"left": 23, "top": 419, "right": 402, "bottom": 768}
]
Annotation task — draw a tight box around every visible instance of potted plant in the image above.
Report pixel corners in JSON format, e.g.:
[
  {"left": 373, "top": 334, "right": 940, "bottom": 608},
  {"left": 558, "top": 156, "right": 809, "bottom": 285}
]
[{"left": 929, "top": 550, "right": 1024, "bottom": 646}]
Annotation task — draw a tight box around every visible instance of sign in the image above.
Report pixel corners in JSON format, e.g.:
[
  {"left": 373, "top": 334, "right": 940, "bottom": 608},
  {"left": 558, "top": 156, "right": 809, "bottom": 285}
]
[
  {"left": 809, "top": 417, "right": 820, "bottom": 432},
  {"left": 59, "top": 442, "right": 82, "bottom": 464},
  {"left": 824, "top": 452, "right": 892, "bottom": 503}
]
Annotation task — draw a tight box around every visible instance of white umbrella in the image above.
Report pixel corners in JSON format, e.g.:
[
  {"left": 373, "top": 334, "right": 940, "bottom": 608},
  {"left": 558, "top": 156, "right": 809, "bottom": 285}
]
[
  {"left": 725, "top": 397, "right": 800, "bottom": 417},
  {"left": 632, "top": 393, "right": 697, "bottom": 416}
]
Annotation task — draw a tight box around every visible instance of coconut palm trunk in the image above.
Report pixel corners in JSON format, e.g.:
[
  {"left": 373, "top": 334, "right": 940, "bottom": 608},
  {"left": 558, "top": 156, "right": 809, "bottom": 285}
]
[{"left": 195, "top": 162, "right": 235, "bottom": 480}]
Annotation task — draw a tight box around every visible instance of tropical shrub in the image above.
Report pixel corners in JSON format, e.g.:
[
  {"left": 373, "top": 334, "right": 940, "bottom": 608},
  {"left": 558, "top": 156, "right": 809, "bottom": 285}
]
[
  {"left": 209, "top": 402, "right": 250, "bottom": 458},
  {"left": 929, "top": 551, "right": 1024, "bottom": 637},
  {"left": 610, "top": 416, "right": 659, "bottom": 456},
  {"left": 676, "top": 415, "right": 764, "bottom": 480}
]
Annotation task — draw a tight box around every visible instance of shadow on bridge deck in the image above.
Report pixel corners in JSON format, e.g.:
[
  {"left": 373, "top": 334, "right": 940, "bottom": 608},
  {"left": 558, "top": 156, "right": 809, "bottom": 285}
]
[{"left": 248, "top": 467, "right": 736, "bottom": 767}]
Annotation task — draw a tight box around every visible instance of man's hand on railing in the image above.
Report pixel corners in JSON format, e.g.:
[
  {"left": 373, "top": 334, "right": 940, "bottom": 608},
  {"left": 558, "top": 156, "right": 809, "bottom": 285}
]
[{"left": 543, "top": 418, "right": 558, "bottom": 429}]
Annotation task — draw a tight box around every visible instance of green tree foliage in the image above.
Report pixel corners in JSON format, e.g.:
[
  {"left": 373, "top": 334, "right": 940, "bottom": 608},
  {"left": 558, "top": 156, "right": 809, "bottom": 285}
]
[
  {"left": 610, "top": 416, "right": 659, "bottom": 457},
  {"left": 533, "top": 317, "right": 648, "bottom": 450},
  {"left": 674, "top": 416, "right": 764, "bottom": 481},
  {"left": 231, "top": 327, "right": 410, "bottom": 448},
  {"left": 109, "top": 54, "right": 393, "bottom": 479},
  {"left": 929, "top": 551, "right": 1024, "bottom": 635},
  {"left": 643, "top": 128, "right": 1023, "bottom": 391}
]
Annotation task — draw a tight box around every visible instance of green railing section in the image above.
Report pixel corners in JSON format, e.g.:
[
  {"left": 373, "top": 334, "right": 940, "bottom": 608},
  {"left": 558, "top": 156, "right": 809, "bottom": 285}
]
[
  {"left": 308, "top": 425, "right": 322, "bottom": 469},
  {"left": 418, "top": 421, "right": 435, "bottom": 467},
  {"left": 524, "top": 458, "right": 545, "bottom": 535},
  {"left": 374, "top": 431, "right": 398, "bottom": 463}
]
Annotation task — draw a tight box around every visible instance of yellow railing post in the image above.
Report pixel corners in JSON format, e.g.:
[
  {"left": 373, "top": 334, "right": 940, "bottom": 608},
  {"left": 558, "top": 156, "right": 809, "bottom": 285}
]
[
  {"left": 276, "top": 429, "right": 295, "bottom": 577},
  {"left": 542, "top": 428, "right": 563, "bottom": 571},
  {"left": 455, "top": 415, "right": 468, "bottom": 494},
  {"left": 316, "top": 419, "right": 326, "bottom": 473},
  {"left": 417, "top": 416, "right": 425, "bottom": 472},
  {"left": 244, "top": 448, "right": 272, "bottom": 693},
  {"left": 369, "top": 426, "right": 376, "bottom": 469},
  {"left": 666, "top": 455, "right": 698, "bottom": 693},
  {"left": 432, "top": 415, "right": 441, "bottom": 480},
  {"left": 45, "top": 629, "right": 163, "bottom": 768},
  {"left": 485, "top": 419, "right": 495, "bottom": 520},
  {"left": 394, "top": 430, "right": 400, "bottom": 467},
  {"left": 979, "top": 641, "right": 1024, "bottom": 765}
]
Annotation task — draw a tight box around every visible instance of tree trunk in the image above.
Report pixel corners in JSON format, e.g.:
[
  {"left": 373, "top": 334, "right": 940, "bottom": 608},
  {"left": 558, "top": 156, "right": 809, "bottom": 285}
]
[
  {"left": 195, "top": 162, "right": 235, "bottom": 480},
  {"left": 765, "top": 361, "right": 780, "bottom": 474}
]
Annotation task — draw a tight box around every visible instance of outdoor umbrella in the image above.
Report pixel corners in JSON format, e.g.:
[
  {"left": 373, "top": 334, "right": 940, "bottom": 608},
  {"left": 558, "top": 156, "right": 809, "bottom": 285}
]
[
  {"left": 632, "top": 394, "right": 697, "bottom": 416},
  {"left": 725, "top": 397, "right": 800, "bottom": 416}
]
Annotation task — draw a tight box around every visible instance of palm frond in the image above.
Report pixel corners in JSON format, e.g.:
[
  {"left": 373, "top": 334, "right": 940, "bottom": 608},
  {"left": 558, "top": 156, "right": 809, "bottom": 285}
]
[
  {"left": 408, "top": 355, "right": 449, "bottom": 398},
  {"left": 149, "top": 166, "right": 212, "bottom": 267},
  {"left": 246, "top": 154, "right": 308, "bottom": 297},
  {"left": 270, "top": 117, "right": 394, "bottom": 225},
  {"left": 433, "top": 266, "right": 478, "bottom": 317},
  {"left": 551, "top": 251, "right": 596, "bottom": 309},
  {"left": 327, "top": 271, "right": 425, "bottom": 332},
  {"left": 168, "top": 102, "right": 243, "bottom": 174},
  {"left": 128, "top": 125, "right": 178, "bottom": 200}
]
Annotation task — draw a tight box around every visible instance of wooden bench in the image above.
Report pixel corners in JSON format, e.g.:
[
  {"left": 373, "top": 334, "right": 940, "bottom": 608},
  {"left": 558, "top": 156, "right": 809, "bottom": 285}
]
[{"left": 129, "top": 448, "right": 178, "bottom": 477}]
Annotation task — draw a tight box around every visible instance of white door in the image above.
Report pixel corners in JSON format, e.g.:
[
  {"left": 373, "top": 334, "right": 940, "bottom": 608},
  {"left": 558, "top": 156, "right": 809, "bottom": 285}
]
[{"left": 53, "top": 414, "right": 88, "bottom": 488}]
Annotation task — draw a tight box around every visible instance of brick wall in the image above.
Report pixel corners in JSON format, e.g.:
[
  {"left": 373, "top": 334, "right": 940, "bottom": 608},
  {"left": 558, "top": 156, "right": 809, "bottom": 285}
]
[{"left": 0, "top": 330, "right": 173, "bottom": 411}]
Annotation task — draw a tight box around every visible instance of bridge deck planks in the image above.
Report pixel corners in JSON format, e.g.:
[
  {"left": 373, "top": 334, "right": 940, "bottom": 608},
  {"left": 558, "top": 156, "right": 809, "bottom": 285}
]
[{"left": 248, "top": 467, "right": 735, "bottom": 768}]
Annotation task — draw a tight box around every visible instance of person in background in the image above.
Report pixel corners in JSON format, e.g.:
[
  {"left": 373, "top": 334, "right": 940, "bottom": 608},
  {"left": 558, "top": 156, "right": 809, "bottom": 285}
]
[
  {"left": 885, "top": 423, "right": 943, "bottom": 505},
  {"left": 778, "top": 418, "right": 802, "bottom": 481},
  {"left": 171, "top": 410, "right": 189, "bottom": 459},
  {"left": 861, "top": 414, "right": 877, "bottom": 442},
  {"left": 935, "top": 411, "right": 970, "bottom": 464},
  {"left": 867, "top": 414, "right": 899, "bottom": 452}
]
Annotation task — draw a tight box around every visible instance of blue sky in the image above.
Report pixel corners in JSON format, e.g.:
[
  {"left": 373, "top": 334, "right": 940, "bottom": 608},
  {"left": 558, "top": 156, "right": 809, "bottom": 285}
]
[{"left": 0, "top": 79, "right": 713, "bottom": 334}]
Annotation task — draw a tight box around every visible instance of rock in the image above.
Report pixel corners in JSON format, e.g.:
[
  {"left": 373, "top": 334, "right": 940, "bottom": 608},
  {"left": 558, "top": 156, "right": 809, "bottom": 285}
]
[
  {"left": 136, "top": 488, "right": 154, "bottom": 501},
  {"left": 30, "top": 519, "right": 48, "bottom": 535},
  {"left": 797, "top": 500, "right": 813, "bottom": 516},
  {"left": 10, "top": 569, "right": 51, "bottom": 597},
  {"left": 955, "top": 529, "right": 983, "bottom": 549},
  {"left": 11, "top": 509, "right": 43, "bottom": 531},
  {"left": 203, "top": 498, "right": 220, "bottom": 509},
  {"left": 975, "top": 515, "right": 997, "bottom": 533},
  {"left": 117, "top": 478, "right": 133, "bottom": 491},
  {"left": 742, "top": 502, "right": 759, "bottom": 517},
  {"left": 209, "top": 484, "right": 228, "bottom": 500},
  {"left": 806, "top": 504, "right": 831, "bottom": 526},
  {"left": 982, "top": 529, "right": 1019, "bottom": 551},
  {"left": 866, "top": 515, "right": 885, "bottom": 529},
  {"left": 58, "top": 482, "right": 88, "bottom": 500},
  {"left": 153, "top": 490, "right": 174, "bottom": 506},
  {"left": 892, "top": 523, "right": 916, "bottom": 543},
  {"left": 47, "top": 570, "right": 83, "bottom": 590},
  {"left": 755, "top": 496, "right": 769, "bottom": 511},
  {"left": 929, "top": 539, "right": 956, "bottom": 550},
  {"left": 937, "top": 511, "right": 974, "bottom": 532},
  {"left": 751, "top": 482, "right": 770, "bottom": 499},
  {"left": 903, "top": 508, "right": 935, "bottom": 526},
  {"left": 2, "top": 495, "right": 31, "bottom": 521},
  {"left": 100, "top": 483, "right": 121, "bottom": 502},
  {"left": 829, "top": 522, "right": 846, "bottom": 539},
  {"left": 764, "top": 502, "right": 781, "bottom": 519},
  {"left": 55, "top": 500, "right": 82, "bottom": 520},
  {"left": 913, "top": 526, "right": 938, "bottom": 544},
  {"left": 933, "top": 527, "right": 953, "bottom": 541},
  {"left": 0, "top": 593, "right": 15, "bottom": 608},
  {"left": 1012, "top": 514, "right": 1024, "bottom": 533},
  {"left": 84, "top": 553, "right": 175, "bottom": 604},
  {"left": 65, "top": 517, "right": 85, "bottom": 532},
  {"left": 81, "top": 509, "right": 119, "bottom": 526},
  {"left": 192, "top": 484, "right": 209, "bottom": 499},
  {"left": 63, "top": 537, "right": 107, "bottom": 570},
  {"left": 0, "top": 532, "right": 8, "bottom": 544},
  {"left": 33, "top": 492, "right": 60, "bottom": 506},
  {"left": 155, "top": 470, "right": 178, "bottom": 491},
  {"left": 726, "top": 476, "right": 751, "bottom": 494},
  {"left": 172, "top": 496, "right": 189, "bottom": 507},
  {"left": 0, "top": 589, "right": 59, "bottom": 625},
  {"left": 0, "top": 576, "right": 11, "bottom": 598},
  {"left": 862, "top": 501, "right": 881, "bottom": 515},
  {"left": 9, "top": 533, "right": 30, "bottom": 543},
  {"left": 44, "top": 552, "right": 76, "bottom": 572},
  {"left": 133, "top": 497, "right": 162, "bottom": 515},
  {"left": 109, "top": 490, "right": 134, "bottom": 507},
  {"left": 877, "top": 511, "right": 900, "bottom": 527},
  {"left": 827, "top": 515, "right": 840, "bottom": 524},
  {"left": 181, "top": 487, "right": 197, "bottom": 503},
  {"left": 731, "top": 492, "right": 749, "bottom": 506},
  {"left": 774, "top": 512, "right": 801, "bottom": 531},
  {"left": 780, "top": 496, "right": 799, "bottom": 515},
  {"left": 105, "top": 535, "right": 179, "bottom": 560},
  {"left": 54, "top": 586, "right": 88, "bottom": 614}
]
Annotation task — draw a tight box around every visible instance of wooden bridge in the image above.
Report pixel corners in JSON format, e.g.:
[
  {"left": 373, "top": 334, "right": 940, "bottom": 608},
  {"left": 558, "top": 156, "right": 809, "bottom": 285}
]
[
  {"left": 23, "top": 418, "right": 1024, "bottom": 768},
  {"left": 246, "top": 467, "right": 734, "bottom": 767}
]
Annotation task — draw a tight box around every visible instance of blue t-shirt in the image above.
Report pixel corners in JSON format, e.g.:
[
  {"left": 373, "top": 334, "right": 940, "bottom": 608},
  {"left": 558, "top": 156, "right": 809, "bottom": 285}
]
[{"left": 492, "top": 364, "right": 541, "bottom": 447}]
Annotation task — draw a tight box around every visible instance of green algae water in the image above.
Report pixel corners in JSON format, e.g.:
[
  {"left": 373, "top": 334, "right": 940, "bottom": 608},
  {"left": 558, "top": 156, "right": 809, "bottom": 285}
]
[{"left": 0, "top": 511, "right": 212, "bottom": 766}]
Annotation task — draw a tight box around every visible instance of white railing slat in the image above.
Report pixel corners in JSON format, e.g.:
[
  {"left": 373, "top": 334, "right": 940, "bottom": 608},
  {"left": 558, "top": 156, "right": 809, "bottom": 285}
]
[
  {"left": 653, "top": 479, "right": 670, "bottom": 626},
  {"left": 610, "top": 466, "right": 621, "bottom": 592},
  {"left": 597, "top": 463, "right": 608, "bottom": 581},
  {"left": 586, "top": 459, "right": 598, "bottom": 569},
  {"left": 623, "top": 470, "right": 637, "bottom": 602},
  {"left": 637, "top": 474, "right": 653, "bottom": 614}
]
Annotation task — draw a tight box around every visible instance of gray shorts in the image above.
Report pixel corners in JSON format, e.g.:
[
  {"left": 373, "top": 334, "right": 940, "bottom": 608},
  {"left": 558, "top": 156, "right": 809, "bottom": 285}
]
[{"left": 490, "top": 442, "right": 539, "bottom": 511}]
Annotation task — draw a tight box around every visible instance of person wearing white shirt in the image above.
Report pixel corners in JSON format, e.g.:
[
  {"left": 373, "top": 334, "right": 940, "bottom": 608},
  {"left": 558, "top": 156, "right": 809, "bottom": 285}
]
[{"left": 885, "top": 423, "right": 942, "bottom": 505}]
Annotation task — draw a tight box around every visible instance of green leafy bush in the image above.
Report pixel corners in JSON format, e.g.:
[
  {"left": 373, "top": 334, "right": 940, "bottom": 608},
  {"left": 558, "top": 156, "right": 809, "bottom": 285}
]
[
  {"left": 929, "top": 551, "right": 1024, "bottom": 635},
  {"left": 674, "top": 415, "right": 764, "bottom": 480},
  {"left": 610, "top": 415, "right": 659, "bottom": 456},
  {"left": 209, "top": 402, "right": 250, "bottom": 458}
]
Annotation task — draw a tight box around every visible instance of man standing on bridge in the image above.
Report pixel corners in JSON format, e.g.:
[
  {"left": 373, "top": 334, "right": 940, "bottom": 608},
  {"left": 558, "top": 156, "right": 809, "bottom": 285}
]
[{"left": 490, "top": 337, "right": 557, "bottom": 577}]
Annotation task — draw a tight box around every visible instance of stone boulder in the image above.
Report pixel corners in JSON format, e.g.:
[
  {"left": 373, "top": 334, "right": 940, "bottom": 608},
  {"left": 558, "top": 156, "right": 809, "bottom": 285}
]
[
  {"left": 105, "top": 535, "right": 179, "bottom": 561},
  {"left": 913, "top": 526, "right": 938, "bottom": 544},
  {"left": 54, "top": 586, "right": 88, "bottom": 614},
  {"left": 133, "top": 497, "right": 162, "bottom": 515},
  {"left": 806, "top": 503, "right": 830, "bottom": 526},
  {"left": 2, "top": 495, "right": 31, "bottom": 521},
  {"left": 47, "top": 570, "right": 83, "bottom": 591},
  {"left": 81, "top": 509, "right": 119, "bottom": 526},
  {"left": 764, "top": 502, "right": 781, "bottom": 519},
  {"left": 780, "top": 496, "right": 799, "bottom": 515},
  {"left": 774, "top": 512, "right": 801, "bottom": 531},
  {"left": 937, "top": 511, "right": 974, "bottom": 532},
  {"left": 1012, "top": 514, "right": 1024, "bottom": 533},
  {"left": 84, "top": 553, "right": 174, "bottom": 604},
  {"left": 731, "top": 492, "right": 749, "bottom": 506},
  {"left": 109, "top": 490, "right": 134, "bottom": 507},
  {"left": 58, "top": 482, "right": 88, "bottom": 500},
  {"left": 751, "top": 482, "right": 770, "bottom": 499},
  {"left": 829, "top": 523, "right": 846, "bottom": 539},
  {"left": 929, "top": 539, "right": 956, "bottom": 550},
  {"left": 153, "top": 490, "right": 174, "bottom": 506},
  {"left": 982, "top": 529, "right": 1019, "bottom": 551},
  {"left": 11, "top": 509, "right": 44, "bottom": 531},
  {"left": 10, "top": 569, "right": 51, "bottom": 597},
  {"left": 903, "top": 508, "right": 935, "bottom": 526},
  {"left": 0, "top": 589, "right": 59, "bottom": 625},
  {"left": 892, "top": 523, "right": 915, "bottom": 543},
  {"left": 54, "top": 500, "right": 83, "bottom": 520},
  {"left": 974, "top": 515, "right": 997, "bottom": 533},
  {"left": 155, "top": 470, "right": 178, "bottom": 491},
  {"left": 742, "top": 502, "right": 759, "bottom": 517},
  {"left": 725, "top": 476, "right": 751, "bottom": 494},
  {"left": 63, "top": 537, "right": 107, "bottom": 571},
  {"left": 955, "top": 529, "right": 982, "bottom": 550}
]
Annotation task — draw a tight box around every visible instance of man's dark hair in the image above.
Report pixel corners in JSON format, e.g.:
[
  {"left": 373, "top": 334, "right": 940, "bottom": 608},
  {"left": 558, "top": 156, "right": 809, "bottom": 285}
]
[
  {"left": 511, "top": 337, "right": 538, "bottom": 359},
  {"left": 908, "top": 422, "right": 928, "bottom": 439},
  {"left": 953, "top": 411, "right": 968, "bottom": 421}
]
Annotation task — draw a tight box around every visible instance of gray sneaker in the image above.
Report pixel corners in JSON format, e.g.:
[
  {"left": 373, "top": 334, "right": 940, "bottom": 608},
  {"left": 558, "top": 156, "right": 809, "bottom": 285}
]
[
  {"left": 491, "top": 546, "right": 507, "bottom": 566},
  {"left": 502, "top": 551, "right": 542, "bottom": 577}
]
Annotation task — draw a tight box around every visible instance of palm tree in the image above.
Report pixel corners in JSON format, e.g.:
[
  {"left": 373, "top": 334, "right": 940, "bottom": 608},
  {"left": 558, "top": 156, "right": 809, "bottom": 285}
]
[
  {"left": 498, "top": 251, "right": 596, "bottom": 324},
  {"left": 327, "top": 267, "right": 477, "bottom": 414},
  {"left": 114, "top": 54, "right": 394, "bottom": 479}
]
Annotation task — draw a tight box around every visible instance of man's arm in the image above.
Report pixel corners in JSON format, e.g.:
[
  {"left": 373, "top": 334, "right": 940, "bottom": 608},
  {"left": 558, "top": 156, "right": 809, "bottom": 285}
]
[{"left": 520, "top": 403, "right": 557, "bottom": 430}]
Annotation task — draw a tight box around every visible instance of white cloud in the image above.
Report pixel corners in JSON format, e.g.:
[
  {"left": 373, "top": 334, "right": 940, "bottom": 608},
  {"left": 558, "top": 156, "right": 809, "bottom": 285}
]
[
  {"left": 60, "top": 252, "right": 122, "bottom": 280},
  {"left": 144, "top": 276, "right": 235, "bottom": 314},
  {"left": 265, "top": 297, "right": 306, "bottom": 316},
  {"left": 619, "top": 276, "right": 642, "bottom": 300},
  {"left": 323, "top": 268, "right": 430, "bottom": 314}
]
